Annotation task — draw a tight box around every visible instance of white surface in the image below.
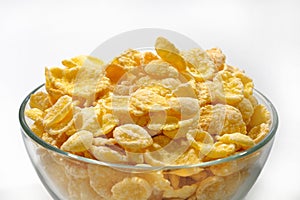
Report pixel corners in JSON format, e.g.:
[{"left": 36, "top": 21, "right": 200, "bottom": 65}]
[{"left": 1, "top": 0, "right": 300, "bottom": 199}]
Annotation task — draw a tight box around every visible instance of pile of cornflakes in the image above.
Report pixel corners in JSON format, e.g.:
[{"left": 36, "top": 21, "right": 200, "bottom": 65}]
[{"left": 26, "top": 37, "right": 271, "bottom": 200}]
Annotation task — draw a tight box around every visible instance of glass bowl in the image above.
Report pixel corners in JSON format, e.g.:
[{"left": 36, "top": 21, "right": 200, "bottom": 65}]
[{"left": 19, "top": 84, "right": 278, "bottom": 200}]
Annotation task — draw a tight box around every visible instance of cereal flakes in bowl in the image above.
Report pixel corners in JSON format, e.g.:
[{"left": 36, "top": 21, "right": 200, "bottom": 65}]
[{"left": 19, "top": 34, "right": 278, "bottom": 200}]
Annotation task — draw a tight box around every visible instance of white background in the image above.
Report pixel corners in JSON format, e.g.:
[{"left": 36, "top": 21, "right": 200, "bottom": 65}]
[{"left": 1, "top": 0, "right": 300, "bottom": 199}]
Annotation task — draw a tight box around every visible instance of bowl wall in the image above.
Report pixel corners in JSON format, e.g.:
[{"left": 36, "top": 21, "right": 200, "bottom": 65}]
[{"left": 19, "top": 85, "right": 278, "bottom": 200}]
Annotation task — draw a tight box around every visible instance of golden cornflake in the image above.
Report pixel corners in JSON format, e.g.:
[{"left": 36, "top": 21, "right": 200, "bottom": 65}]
[
  {"left": 248, "top": 123, "right": 270, "bottom": 144},
  {"left": 218, "top": 133, "right": 255, "bottom": 149},
  {"left": 144, "top": 60, "right": 179, "bottom": 79},
  {"left": 206, "top": 142, "right": 236, "bottom": 159},
  {"left": 181, "top": 48, "right": 217, "bottom": 81},
  {"left": 111, "top": 177, "right": 152, "bottom": 200},
  {"left": 25, "top": 108, "right": 44, "bottom": 122},
  {"left": 113, "top": 124, "right": 153, "bottom": 151},
  {"left": 29, "top": 91, "right": 51, "bottom": 111},
  {"left": 61, "top": 130, "right": 93, "bottom": 153},
  {"left": 213, "top": 70, "right": 244, "bottom": 105},
  {"left": 43, "top": 95, "right": 73, "bottom": 127},
  {"left": 248, "top": 104, "right": 271, "bottom": 130},
  {"left": 199, "top": 104, "right": 246, "bottom": 136},
  {"left": 206, "top": 47, "right": 226, "bottom": 71},
  {"left": 237, "top": 97, "right": 254, "bottom": 125},
  {"left": 155, "top": 37, "right": 186, "bottom": 71},
  {"left": 130, "top": 85, "right": 170, "bottom": 116}
]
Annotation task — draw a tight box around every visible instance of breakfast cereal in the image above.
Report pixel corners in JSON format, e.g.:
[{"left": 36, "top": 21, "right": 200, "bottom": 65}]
[{"left": 26, "top": 36, "right": 272, "bottom": 200}]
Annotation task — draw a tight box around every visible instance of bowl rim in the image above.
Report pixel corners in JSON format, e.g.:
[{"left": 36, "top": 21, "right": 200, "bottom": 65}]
[{"left": 19, "top": 84, "right": 279, "bottom": 171}]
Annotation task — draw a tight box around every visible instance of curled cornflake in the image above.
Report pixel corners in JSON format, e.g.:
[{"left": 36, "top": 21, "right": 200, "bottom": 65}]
[
  {"left": 25, "top": 108, "right": 44, "bottom": 122},
  {"left": 248, "top": 123, "right": 270, "bottom": 144},
  {"left": 195, "top": 176, "right": 226, "bottom": 200},
  {"left": 73, "top": 68, "right": 110, "bottom": 106},
  {"left": 73, "top": 106, "right": 101, "bottom": 136},
  {"left": 172, "top": 81, "right": 197, "bottom": 98},
  {"left": 144, "top": 60, "right": 179, "bottom": 79},
  {"left": 111, "top": 177, "right": 152, "bottom": 200},
  {"left": 213, "top": 71, "right": 244, "bottom": 105},
  {"left": 248, "top": 104, "right": 271, "bottom": 130},
  {"left": 199, "top": 104, "right": 246, "bottom": 136},
  {"left": 144, "top": 141, "right": 188, "bottom": 166},
  {"left": 130, "top": 85, "right": 170, "bottom": 116},
  {"left": 168, "top": 97, "right": 200, "bottom": 119},
  {"left": 113, "top": 124, "right": 153, "bottom": 151},
  {"left": 62, "top": 55, "right": 104, "bottom": 69},
  {"left": 43, "top": 95, "right": 73, "bottom": 127},
  {"left": 148, "top": 113, "right": 179, "bottom": 133},
  {"left": 206, "top": 142, "right": 236, "bottom": 159},
  {"left": 174, "top": 148, "right": 201, "bottom": 166},
  {"left": 163, "top": 116, "right": 199, "bottom": 139},
  {"left": 61, "top": 130, "right": 93, "bottom": 153},
  {"left": 181, "top": 48, "right": 217, "bottom": 81},
  {"left": 47, "top": 111, "right": 75, "bottom": 136},
  {"left": 45, "top": 66, "right": 77, "bottom": 102},
  {"left": 142, "top": 51, "right": 159, "bottom": 65},
  {"left": 186, "top": 130, "right": 214, "bottom": 157},
  {"left": 29, "top": 91, "right": 51, "bottom": 111},
  {"left": 155, "top": 37, "right": 186, "bottom": 71},
  {"left": 217, "top": 133, "right": 255, "bottom": 149},
  {"left": 234, "top": 71, "right": 254, "bottom": 98},
  {"left": 90, "top": 145, "right": 127, "bottom": 163},
  {"left": 105, "top": 63, "right": 127, "bottom": 83},
  {"left": 111, "top": 49, "right": 142, "bottom": 69},
  {"left": 30, "top": 121, "right": 45, "bottom": 137},
  {"left": 236, "top": 98, "right": 254, "bottom": 125},
  {"left": 206, "top": 47, "right": 226, "bottom": 71}
]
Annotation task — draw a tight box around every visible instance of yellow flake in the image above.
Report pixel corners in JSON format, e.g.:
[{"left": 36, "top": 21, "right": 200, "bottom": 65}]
[
  {"left": 206, "top": 142, "right": 236, "bottom": 159},
  {"left": 181, "top": 48, "right": 217, "bottom": 81},
  {"left": 213, "top": 71, "right": 244, "bottom": 105},
  {"left": 155, "top": 37, "right": 186, "bottom": 71},
  {"left": 43, "top": 95, "right": 73, "bottom": 127},
  {"left": 234, "top": 71, "right": 254, "bottom": 98},
  {"left": 111, "top": 177, "right": 152, "bottom": 200},
  {"left": 90, "top": 145, "right": 127, "bottom": 163},
  {"left": 199, "top": 104, "right": 246, "bottom": 136},
  {"left": 206, "top": 47, "right": 226, "bottom": 71},
  {"left": 248, "top": 104, "right": 271, "bottom": 130},
  {"left": 25, "top": 108, "right": 44, "bottom": 122},
  {"left": 248, "top": 123, "right": 270, "bottom": 144},
  {"left": 236, "top": 98, "right": 254, "bottom": 124},
  {"left": 61, "top": 130, "right": 93, "bottom": 153},
  {"left": 29, "top": 91, "right": 51, "bottom": 111},
  {"left": 113, "top": 124, "right": 153, "bottom": 151},
  {"left": 218, "top": 133, "right": 255, "bottom": 149},
  {"left": 144, "top": 60, "right": 179, "bottom": 79}
]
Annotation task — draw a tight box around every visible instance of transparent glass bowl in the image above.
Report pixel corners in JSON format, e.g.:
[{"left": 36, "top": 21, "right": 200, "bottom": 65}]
[{"left": 19, "top": 84, "right": 278, "bottom": 200}]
